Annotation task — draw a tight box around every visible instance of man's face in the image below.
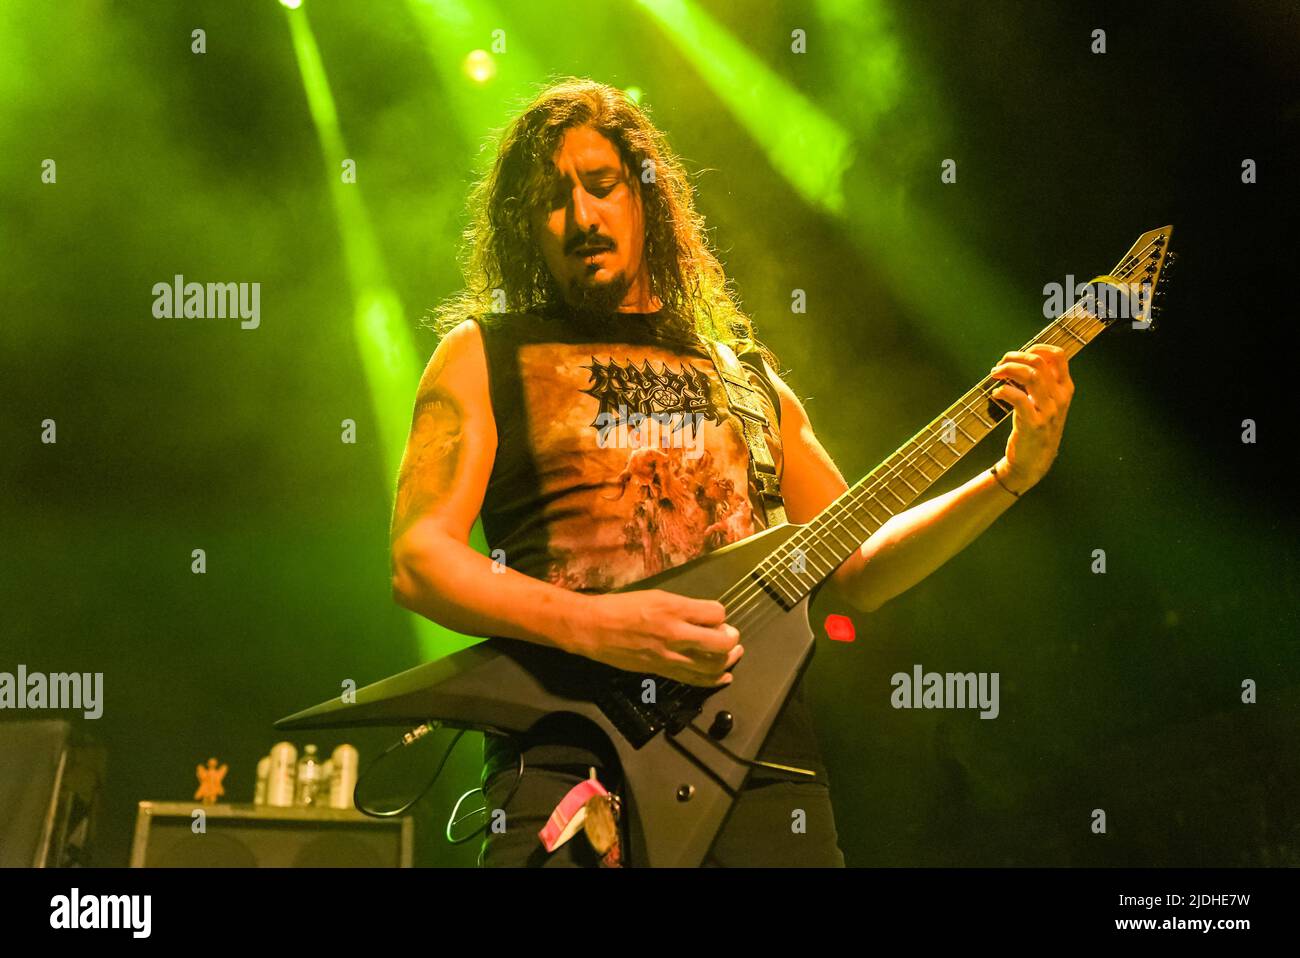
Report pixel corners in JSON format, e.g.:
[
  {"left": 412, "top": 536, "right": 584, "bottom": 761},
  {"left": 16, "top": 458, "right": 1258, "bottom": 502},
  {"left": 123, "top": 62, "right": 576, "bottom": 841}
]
[{"left": 530, "top": 124, "right": 646, "bottom": 313}]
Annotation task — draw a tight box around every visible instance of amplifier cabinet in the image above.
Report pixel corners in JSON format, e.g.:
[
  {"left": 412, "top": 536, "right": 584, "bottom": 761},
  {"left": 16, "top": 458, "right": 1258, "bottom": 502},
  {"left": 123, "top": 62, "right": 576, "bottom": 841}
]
[{"left": 130, "top": 802, "right": 412, "bottom": 867}]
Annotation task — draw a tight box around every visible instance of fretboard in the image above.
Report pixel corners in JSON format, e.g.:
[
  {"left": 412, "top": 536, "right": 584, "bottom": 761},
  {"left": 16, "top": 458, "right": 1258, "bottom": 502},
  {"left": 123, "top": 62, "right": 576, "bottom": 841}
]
[{"left": 740, "top": 308, "right": 1109, "bottom": 613}]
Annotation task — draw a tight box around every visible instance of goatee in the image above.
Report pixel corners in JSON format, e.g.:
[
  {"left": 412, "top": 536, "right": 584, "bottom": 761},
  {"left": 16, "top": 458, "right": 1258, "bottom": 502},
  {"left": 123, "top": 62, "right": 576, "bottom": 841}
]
[{"left": 563, "top": 271, "right": 633, "bottom": 318}]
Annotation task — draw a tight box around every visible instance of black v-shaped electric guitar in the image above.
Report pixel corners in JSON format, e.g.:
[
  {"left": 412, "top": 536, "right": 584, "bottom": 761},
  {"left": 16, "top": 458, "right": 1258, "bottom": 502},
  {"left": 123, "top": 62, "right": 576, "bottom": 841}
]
[{"left": 276, "top": 227, "right": 1175, "bottom": 867}]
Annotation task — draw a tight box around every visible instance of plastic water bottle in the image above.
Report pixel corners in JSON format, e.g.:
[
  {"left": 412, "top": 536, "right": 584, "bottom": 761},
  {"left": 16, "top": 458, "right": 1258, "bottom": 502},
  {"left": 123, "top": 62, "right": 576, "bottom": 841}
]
[{"left": 295, "top": 744, "right": 324, "bottom": 807}]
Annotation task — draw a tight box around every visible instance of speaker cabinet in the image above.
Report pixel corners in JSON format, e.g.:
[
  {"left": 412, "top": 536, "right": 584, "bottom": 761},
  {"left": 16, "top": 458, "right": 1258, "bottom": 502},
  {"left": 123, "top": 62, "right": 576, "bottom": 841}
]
[
  {"left": 0, "top": 719, "right": 106, "bottom": 867},
  {"left": 130, "top": 803, "right": 413, "bottom": 867}
]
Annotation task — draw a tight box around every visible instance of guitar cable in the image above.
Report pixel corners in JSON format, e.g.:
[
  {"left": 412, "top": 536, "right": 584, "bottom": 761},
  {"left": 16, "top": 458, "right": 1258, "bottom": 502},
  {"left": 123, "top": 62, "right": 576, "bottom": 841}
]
[
  {"left": 351, "top": 720, "right": 525, "bottom": 846},
  {"left": 445, "top": 745, "right": 524, "bottom": 845}
]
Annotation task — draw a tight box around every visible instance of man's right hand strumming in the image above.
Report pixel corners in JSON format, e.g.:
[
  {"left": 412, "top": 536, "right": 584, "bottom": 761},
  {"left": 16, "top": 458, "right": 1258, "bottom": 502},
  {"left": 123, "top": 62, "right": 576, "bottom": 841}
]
[{"left": 564, "top": 591, "right": 743, "bottom": 689}]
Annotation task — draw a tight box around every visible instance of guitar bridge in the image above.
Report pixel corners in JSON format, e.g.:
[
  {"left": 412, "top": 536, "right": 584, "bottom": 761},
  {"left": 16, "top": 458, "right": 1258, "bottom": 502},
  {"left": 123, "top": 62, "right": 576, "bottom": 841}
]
[{"left": 596, "top": 675, "right": 706, "bottom": 749}]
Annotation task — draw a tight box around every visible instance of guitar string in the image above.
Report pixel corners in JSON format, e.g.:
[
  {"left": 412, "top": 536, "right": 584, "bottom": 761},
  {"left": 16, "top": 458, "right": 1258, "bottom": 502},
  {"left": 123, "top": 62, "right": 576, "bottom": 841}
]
[
  {"left": 734, "top": 304, "right": 1097, "bottom": 615},
  {"left": 646, "top": 239, "right": 1166, "bottom": 708},
  {"left": 718, "top": 238, "right": 1164, "bottom": 621}
]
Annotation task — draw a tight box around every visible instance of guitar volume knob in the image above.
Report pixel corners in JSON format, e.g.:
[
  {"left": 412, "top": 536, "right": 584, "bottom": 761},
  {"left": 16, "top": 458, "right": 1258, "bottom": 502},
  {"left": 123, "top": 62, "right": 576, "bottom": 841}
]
[{"left": 708, "top": 710, "right": 734, "bottom": 739}]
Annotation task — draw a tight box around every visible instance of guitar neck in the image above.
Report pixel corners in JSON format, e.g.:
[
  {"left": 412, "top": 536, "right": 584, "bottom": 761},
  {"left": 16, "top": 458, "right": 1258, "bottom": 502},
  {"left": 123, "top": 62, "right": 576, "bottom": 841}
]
[{"left": 744, "top": 308, "right": 1108, "bottom": 613}]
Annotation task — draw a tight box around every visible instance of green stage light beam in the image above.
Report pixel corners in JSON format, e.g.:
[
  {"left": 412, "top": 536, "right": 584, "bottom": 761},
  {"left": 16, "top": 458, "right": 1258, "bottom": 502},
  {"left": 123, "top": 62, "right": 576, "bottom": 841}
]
[
  {"left": 405, "top": 0, "right": 547, "bottom": 167},
  {"left": 284, "top": 3, "right": 482, "bottom": 661},
  {"left": 635, "top": 0, "right": 854, "bottom": 215},
  {"left": 636, "top": 0, "right": 1040, "bottom": 367}
]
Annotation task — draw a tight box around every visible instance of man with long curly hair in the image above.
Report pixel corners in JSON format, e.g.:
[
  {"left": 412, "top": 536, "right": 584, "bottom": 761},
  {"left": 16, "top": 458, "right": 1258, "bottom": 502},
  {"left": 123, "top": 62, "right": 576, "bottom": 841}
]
[{"left": 389, "top": 78, "right": 1073, "bottom": 866}]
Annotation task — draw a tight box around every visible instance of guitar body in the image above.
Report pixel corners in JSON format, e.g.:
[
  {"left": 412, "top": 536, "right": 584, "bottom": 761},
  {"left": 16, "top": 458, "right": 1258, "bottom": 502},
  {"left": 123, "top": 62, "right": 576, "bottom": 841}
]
[
  {"left": 600, "top": 521, "right": 818, "bottom": 867},
  {"left": 483, "top": 522, "right": 816, "bottom": 867},
  {"left": 279, "top": 522, "right": 818, "bottom": 867}
]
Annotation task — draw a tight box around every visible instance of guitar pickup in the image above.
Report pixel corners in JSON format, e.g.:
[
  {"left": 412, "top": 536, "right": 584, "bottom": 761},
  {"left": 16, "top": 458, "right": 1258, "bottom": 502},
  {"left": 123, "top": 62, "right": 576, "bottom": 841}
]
[{"left": 749, "top": 571, "right": 794, "bottom": 611}]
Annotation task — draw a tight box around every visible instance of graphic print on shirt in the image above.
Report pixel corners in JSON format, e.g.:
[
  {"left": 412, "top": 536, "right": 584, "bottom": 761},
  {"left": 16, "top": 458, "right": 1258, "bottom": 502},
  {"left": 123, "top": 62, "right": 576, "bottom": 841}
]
[
  {"left": 517, "top": 342, "right": 783, "bottom": 593},
  {"left": 580, "top": 356, "right": 721, "bottom": 436}
]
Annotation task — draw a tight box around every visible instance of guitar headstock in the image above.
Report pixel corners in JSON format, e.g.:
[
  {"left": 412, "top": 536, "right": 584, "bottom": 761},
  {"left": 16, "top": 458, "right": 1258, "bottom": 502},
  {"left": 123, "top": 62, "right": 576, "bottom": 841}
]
[{"left": 1085, "top": 225, "right": 1176, "bottom": 330}]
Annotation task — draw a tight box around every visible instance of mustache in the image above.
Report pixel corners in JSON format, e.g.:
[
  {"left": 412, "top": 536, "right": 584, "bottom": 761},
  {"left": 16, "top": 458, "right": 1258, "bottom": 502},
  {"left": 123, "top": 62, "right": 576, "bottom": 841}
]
[{"left": 566, "top": 234, "right": 616, "bottom": 254}]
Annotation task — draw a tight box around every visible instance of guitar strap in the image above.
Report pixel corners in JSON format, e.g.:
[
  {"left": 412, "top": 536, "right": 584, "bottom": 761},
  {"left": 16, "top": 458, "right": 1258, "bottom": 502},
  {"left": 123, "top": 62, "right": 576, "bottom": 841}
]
[{"left": 704, "top": 340, "right": 787, "bottom": 528}]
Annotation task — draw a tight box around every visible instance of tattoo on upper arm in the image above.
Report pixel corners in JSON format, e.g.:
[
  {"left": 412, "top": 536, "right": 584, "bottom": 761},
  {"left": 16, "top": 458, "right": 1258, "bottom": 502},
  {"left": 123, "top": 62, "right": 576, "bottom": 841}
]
[{"left": 390, "top": 380, "right": 465, "bottom": 541}]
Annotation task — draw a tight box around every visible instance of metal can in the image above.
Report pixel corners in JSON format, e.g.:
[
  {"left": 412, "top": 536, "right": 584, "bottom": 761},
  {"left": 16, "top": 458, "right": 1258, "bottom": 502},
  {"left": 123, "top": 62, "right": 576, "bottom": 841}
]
[
  {"left": 267, "top": 741, "right": 297, "bottom": 807},
  {"left": 329, "top": 744, "right": 359, "bottom": 809},
  {"left": 253, "top": 755, "right": 270, "bottom": 805}
]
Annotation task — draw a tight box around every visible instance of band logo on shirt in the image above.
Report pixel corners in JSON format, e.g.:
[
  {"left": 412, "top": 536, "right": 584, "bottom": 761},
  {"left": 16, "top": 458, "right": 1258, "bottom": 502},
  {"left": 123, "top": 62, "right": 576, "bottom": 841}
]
[{"left": 581, "top": 357, "right": 720, "bottom": 440}]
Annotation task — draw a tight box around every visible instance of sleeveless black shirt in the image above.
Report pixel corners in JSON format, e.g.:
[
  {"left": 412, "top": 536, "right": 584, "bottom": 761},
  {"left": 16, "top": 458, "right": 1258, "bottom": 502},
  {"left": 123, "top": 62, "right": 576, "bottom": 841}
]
[{"left": 470, "top": 308, "right": 828, "bottom": 785}]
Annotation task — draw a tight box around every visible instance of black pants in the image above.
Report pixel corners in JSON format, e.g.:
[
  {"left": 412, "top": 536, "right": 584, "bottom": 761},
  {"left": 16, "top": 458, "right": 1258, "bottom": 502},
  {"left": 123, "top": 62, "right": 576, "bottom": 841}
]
[{"left": 478, "top": 761, "right": 847, "bottom": 867}]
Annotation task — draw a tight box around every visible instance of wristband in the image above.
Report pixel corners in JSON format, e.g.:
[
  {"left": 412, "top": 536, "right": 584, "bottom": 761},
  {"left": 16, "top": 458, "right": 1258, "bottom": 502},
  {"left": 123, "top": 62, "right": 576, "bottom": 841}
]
[{"left": 990, "top": 463, "right": 1022, "bottom": 499}]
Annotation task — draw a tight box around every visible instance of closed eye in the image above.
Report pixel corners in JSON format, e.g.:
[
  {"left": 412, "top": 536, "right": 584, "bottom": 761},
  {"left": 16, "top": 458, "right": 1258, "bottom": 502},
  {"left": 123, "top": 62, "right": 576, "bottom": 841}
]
[{"left": 542, "top": 174, "right": 623, "bottom": 209}]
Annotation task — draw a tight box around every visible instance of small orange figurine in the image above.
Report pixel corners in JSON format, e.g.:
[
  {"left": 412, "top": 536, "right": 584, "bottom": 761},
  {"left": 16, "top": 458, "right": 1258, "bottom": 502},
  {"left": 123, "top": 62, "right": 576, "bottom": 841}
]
[{"left": 194, "top": 757, "right": 228, "bottom": 804}]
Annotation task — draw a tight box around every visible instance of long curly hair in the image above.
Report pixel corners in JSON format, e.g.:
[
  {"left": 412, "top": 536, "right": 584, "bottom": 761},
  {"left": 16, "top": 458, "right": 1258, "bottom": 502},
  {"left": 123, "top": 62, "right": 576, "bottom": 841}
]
[{"left": 430, "top": 77, "right": 776, "bottom": 367}]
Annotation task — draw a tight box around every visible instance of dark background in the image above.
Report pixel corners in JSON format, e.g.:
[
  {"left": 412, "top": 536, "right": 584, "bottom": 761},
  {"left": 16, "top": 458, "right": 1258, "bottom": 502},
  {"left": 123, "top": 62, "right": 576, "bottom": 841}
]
[{"left": 1, "top": 0, "right": 1296, "bottom": 867}]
